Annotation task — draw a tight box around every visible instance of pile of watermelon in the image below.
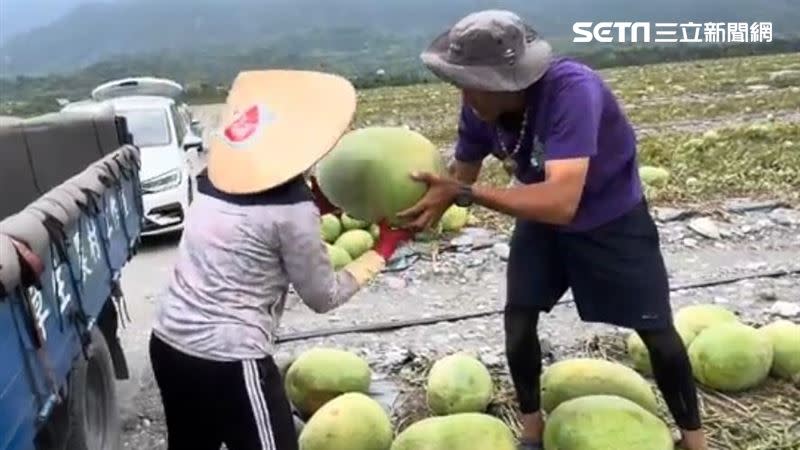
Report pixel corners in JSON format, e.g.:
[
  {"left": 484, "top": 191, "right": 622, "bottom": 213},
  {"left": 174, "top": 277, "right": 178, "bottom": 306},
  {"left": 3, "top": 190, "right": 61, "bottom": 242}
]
[
  {"left": 284, "top": 305, "right": 799, "bottom": 450},
  {"left": 286, "top": 348, "right": 516, "bottom": 450}
]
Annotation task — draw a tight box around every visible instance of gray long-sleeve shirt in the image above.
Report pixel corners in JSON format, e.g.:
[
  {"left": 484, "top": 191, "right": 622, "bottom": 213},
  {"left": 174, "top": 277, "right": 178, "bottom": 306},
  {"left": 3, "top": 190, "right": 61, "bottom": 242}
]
[{"left": 152, "top": 175, "right": 361, "bottom": 362}]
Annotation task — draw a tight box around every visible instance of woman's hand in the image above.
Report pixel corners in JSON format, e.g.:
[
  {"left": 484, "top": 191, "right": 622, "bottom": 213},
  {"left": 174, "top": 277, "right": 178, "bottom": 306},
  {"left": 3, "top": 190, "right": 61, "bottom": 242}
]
[
  {"left": 396, "top": 172, "right": 461, "bottom": 231},
  {"left": 308, "top": 176, "right": 338, "bottom": 215}
]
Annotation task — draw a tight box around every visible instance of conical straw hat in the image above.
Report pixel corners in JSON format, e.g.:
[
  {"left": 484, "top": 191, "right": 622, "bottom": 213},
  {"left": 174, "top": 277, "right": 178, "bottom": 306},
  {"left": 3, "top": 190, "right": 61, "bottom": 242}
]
[{"left": 207, "top": 70, "right": 356, "bottom": 194}]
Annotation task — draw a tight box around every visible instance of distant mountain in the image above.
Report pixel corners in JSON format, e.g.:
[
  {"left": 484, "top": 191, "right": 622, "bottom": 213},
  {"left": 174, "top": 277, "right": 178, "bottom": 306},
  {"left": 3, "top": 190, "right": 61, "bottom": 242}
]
[
  {"left": 2, "top": 0, "right": 799, "bottom": 76},
  {"left": 0, "top": 0, "right": 110, "bottom": 44}
]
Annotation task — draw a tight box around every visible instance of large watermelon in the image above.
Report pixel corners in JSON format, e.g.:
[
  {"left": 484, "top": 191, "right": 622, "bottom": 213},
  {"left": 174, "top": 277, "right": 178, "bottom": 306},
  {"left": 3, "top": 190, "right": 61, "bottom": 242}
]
[
  {"left": 315, "top": 127, "right": 445, "bottom": 225},
  {"left": 299, "top": 392, "right": 393, "bottom": 450},
  {"left": 390, "top": 413, "right": 516, "bottom": 450},
  {"left": 284, "top": 348, "right": 372, "bottom": 418},
  {"left": 540, "top": 358, "right": 659, "bottom": 414},
  {"left": 688, "top": 322, "right": 773, "bottom": 392},
  {"left": 543, "top": 395, "right": 674, "bottom": 450}
]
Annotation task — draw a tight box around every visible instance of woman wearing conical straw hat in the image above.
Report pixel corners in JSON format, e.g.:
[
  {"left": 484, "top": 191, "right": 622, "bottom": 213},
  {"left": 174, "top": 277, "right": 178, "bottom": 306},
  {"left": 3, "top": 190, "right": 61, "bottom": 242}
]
[{"left": 148, "top": 70, "right": 412, "bottom": 450}]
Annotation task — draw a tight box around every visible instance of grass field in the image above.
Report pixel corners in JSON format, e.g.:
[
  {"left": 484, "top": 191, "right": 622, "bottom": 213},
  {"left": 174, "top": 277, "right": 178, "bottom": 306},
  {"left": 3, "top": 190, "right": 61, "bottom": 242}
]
[{"left": 191, "top": 52, "right": 800, "bottom": 228}]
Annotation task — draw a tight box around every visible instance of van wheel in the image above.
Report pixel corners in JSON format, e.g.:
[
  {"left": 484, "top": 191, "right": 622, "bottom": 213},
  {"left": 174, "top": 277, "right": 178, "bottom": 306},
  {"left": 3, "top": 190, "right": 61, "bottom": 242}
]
[{"left": 64, "top": 327, "right": 122, "bottom": 450}]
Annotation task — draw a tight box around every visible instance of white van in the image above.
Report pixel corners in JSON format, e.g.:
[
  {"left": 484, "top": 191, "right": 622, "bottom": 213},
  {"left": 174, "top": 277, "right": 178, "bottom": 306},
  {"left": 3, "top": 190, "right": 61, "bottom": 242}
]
[{"left": 63, "top": 77, "right": 205, "bottom": 236}]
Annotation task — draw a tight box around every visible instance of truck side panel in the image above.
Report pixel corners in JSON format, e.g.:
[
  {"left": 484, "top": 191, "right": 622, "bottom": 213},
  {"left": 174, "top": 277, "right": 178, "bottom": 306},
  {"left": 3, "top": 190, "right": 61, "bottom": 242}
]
[{"left": 0, "top": 107, "right": 142, "bottom": 450}]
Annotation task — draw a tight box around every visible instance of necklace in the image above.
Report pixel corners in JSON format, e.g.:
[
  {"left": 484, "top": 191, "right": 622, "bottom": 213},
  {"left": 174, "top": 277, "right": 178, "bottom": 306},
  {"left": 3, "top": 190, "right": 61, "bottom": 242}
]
[{"left": 496, "top": 107, "right": 529, "bottom": 176}]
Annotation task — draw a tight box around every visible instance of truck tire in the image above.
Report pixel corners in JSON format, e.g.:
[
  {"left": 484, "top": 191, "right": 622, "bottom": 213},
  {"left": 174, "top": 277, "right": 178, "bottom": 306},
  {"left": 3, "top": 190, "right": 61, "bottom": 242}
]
[{"left": 65, "top": 327, "right": 122, "bottom": 450}]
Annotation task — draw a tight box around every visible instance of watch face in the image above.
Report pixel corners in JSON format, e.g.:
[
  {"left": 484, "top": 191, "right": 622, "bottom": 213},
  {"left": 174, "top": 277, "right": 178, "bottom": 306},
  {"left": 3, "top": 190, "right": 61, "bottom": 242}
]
[{"left": 455, "top": 194, "right": 472, "bottom": 207}]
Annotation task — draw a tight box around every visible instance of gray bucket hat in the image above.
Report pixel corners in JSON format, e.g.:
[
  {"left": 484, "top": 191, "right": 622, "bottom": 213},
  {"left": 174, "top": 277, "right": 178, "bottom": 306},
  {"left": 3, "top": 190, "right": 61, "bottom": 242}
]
[{"left": 421, "top": 10, "right": 553, "bottom": 92}]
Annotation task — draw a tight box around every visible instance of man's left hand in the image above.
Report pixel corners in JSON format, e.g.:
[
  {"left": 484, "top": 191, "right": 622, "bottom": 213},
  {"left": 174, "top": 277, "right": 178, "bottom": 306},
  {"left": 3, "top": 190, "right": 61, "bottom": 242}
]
[{"left": 397, "top": 172, "right": 461, "bottom": 231}]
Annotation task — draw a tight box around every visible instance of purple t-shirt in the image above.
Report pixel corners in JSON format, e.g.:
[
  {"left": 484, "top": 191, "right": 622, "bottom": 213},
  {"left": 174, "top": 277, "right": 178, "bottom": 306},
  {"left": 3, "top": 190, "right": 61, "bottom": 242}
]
[{"left": 454, "top": 57, "right": 644, "bottom": 232}]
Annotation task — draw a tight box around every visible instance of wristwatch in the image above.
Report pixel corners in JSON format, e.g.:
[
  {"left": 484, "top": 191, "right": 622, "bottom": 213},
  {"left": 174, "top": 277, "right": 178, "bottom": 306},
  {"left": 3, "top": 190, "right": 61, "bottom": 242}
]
[{"left": 454, "top": 184, "right": 474, "bottom": 207}]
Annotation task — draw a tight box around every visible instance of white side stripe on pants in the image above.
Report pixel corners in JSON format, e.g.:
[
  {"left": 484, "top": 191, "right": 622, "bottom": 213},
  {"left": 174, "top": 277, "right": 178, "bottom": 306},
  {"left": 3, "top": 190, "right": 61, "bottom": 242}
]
[{"left": 243, "top": 360, "right": 277, "bottom": 450}]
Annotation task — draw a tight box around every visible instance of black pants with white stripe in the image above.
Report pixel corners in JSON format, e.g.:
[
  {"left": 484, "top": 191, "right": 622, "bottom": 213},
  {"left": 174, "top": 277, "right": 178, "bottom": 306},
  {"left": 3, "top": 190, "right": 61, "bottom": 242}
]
[{"left": 149, "top": 334, "right": 298, "bottom": 450}]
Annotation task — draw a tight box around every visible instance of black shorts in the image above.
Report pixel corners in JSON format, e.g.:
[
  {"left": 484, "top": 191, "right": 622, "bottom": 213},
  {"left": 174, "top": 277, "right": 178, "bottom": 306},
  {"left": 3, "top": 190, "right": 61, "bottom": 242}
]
[
  {"left": 506, "top": 199, "right": 672, "bottom": 330},
  {"left": 149, "top": 334, "right": 298, "bottom": 450}
]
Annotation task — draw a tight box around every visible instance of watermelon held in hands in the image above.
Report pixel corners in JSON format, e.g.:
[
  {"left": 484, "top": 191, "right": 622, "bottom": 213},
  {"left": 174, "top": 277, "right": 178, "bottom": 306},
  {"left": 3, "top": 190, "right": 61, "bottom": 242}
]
[{"left": 315, "top": 127, "right": 445, "bottom": 225}]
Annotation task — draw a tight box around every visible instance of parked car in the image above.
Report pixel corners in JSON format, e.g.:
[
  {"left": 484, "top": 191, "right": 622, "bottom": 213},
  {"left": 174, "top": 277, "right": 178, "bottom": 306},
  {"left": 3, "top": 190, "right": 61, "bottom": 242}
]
[{"left": 62, "top": 77, "right": 204, "bottom": 236}]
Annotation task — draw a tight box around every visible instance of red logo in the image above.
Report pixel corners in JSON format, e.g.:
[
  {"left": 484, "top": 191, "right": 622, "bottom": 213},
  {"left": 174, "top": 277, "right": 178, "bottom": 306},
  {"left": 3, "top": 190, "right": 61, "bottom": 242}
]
[{"left": 224, "top": 105, "right": 261, "bottom": 143}]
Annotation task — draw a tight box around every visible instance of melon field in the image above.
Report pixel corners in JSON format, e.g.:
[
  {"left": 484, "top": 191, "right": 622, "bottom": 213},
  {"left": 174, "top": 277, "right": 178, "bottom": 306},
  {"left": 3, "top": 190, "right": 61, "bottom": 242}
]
[{"left": 191, "top": 52, "right": 800, "bottom": 232}]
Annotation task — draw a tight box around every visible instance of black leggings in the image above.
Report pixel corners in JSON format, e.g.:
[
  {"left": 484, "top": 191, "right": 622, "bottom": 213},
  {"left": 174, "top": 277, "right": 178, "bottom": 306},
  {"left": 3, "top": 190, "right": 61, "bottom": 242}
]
[
  {"left": 505, "top": 306, "right": 702, "bottom": 431},
  {"left": 150, "top": 334, "right": 299, "bottom": 450}
]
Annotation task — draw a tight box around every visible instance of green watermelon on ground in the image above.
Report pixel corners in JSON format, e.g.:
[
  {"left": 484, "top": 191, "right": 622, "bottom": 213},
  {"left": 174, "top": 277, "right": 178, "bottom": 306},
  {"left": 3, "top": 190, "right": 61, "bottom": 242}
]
[
  {"left": 674, "top": 304, "right": 739, "bottom": 336},
  {"left": 688, "top": 322, "right": 773, "bottom": 392},
  {"left": 758, "top": 320, "right": 800, "bottom": 381},
  {"left": 299, "top": 392, "right": 393, "bottom": 450},
  {"left": 425, "top": 353, "right": 494, "bottom": 415},
  {"left": 334, "top": 229, "right": 375, "bottom": 259},
  {"left": 284, "top": 348, "right": 372, "bottom": 418},
  {"left": 543, "top": 395, "right": 674, "bottom": 450},
  {"left": 325, "top": 243, "right": 352, "bottom": 270},
  {"left": 540, "top": 358, "right": 659, "bottom": 414},
  {"left": 320, "top": 213, "right": 343, "bottom": 243},
  {"left": 390, "top": 413, "right": 516, "bottom": 450}
]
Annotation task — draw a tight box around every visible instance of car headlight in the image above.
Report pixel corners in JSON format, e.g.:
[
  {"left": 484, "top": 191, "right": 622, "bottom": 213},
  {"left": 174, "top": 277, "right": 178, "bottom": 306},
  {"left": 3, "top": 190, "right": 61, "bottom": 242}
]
[{"left": 142, "top": 169, "right": 182, "bottom": 193}]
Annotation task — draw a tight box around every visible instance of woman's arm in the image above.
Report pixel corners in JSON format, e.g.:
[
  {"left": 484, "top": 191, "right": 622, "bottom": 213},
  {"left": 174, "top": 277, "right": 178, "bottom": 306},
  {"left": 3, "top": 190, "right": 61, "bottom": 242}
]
[{"left": 275, "top": 202, "right": 391, "bottom": 313}]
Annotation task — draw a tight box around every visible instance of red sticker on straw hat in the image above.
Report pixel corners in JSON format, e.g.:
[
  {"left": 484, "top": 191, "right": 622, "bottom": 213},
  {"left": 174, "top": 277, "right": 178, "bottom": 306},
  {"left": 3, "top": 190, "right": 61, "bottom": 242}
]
[{"left": 222, "top": 104, "right": 274, "bottom": 147}]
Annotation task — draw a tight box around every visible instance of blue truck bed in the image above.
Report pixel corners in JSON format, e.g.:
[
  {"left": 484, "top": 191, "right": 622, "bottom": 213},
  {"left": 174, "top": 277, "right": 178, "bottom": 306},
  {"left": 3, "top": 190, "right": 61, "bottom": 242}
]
[{"left": 0, "top": 108, "right": 143, "bottom": 450}]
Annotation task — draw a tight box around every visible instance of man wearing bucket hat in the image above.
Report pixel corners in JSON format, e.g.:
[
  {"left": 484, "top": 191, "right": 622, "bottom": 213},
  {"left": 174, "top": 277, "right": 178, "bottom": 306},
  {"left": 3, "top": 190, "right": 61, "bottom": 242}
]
[
  {"left": 399, "top": 10, "right": 707, "bottom": 450},
  {"left": 148, "top": 70, "right": 412, "bottom": 450}
]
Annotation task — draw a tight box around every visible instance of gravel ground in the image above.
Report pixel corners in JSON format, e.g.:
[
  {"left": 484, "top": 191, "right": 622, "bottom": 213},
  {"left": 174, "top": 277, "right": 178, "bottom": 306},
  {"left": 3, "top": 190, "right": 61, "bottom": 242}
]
[{"left": 120, "top": 200, "right": 800, "bottom": 449}]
